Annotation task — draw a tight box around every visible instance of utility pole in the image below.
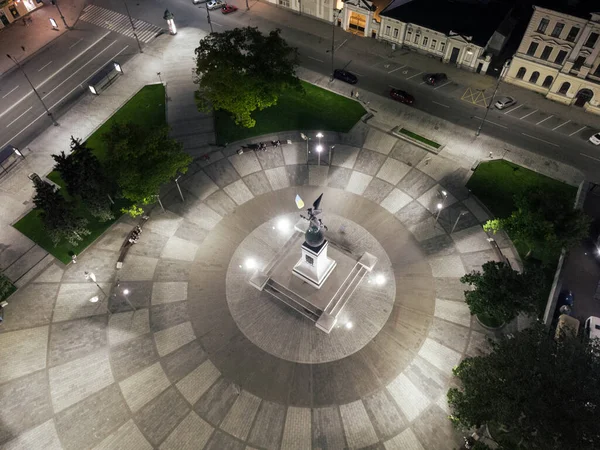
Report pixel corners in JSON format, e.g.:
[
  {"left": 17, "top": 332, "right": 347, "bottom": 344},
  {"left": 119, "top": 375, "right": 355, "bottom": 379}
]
[
  {"left": 51, "top": 0, "right": 70, "bottom": 29},
  {"left": 246, "top": 0, "right": 249, "bottom": 10},
  {"left": 7, "top": 54, "right": 58, "bottom": 126},
  {"left": 476, "top": 61, "right": 509, "bottom": 137},
  {"left": 330, "top": 9, "right": 341, "bottom": 81},
  {"left": 122, "top": 0, "right": 143, "bottom": 53},
  {"left": 205, "top": 2, "right": 214, "bottom": 33}
]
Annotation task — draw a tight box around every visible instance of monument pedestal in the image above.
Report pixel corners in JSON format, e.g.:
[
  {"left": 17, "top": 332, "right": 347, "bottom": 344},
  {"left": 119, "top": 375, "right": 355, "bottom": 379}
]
[{"left": 292, "top": 240, "right": 337, "bottom": 289}]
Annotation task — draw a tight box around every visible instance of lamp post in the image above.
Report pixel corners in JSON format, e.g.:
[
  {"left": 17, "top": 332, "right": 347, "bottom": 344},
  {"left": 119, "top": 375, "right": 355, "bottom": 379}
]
[
  {"left": 163, "top": 9, "right": 177, "bottom": 35},
  {"left": 316, "top": 144, "right": 323, "bottom": 166},
  {"left": 300, "top": 133, "right": 310, "bottom": 166},
  {"left": 51, "top": 0, "right": 70, "bottom": 29},
  {"left": 451, "top": 210, "right": 469, "bottom": 234},
  {"left": 205, "top": 2, "right": 214, "bottom": 33},
  {"left": 330, "top": 9, "right": 342, "bottom": 81},
  {"left": 7, "top": 54, "right": 58, "bottom": 126},
  {"left": 476, "top": 61, "right": 509, "bottom": 137},
  {"left": 175, "top": 175, "right": 184, "bottom": 202},
  {"left": 435, "top": 202, "right": 443, "bottom": 222},
  {"left": 85, "top": 271, "right": 112, "bottom": 316},
  {"left": 122, "top": 0, "right": 143, "bottom": 53}
]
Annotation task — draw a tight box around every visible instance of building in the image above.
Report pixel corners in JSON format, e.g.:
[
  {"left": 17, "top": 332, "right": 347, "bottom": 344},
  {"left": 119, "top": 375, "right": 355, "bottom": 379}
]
[
  {"left": 342, "top": 0, "right": 514, "bottom": 75},
  {"left": 264, "top": 0, "right": 343, "bottom": 23},
  {"left": 0, "top": 0, "right": 44, "bottom": 29},
  {"left": 503, "top": 5, "right": 600, "bottom": 114}
]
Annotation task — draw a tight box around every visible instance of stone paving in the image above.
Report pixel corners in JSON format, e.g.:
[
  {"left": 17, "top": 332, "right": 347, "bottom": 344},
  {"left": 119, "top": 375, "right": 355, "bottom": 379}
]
[{"left": 0, "top": 124, "right": 521, "bottom": 449}]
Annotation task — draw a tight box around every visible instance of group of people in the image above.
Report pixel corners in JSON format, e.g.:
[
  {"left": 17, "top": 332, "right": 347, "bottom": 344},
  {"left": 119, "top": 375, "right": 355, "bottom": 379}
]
[{"left": 128, "top": 225, "right": 142, "bottom": 244}]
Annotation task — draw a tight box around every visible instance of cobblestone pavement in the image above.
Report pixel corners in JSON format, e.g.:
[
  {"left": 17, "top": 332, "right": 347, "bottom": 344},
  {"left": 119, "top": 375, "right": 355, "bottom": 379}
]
[{"left": 0, "top": 121, "right": 523, "bottom": 449}]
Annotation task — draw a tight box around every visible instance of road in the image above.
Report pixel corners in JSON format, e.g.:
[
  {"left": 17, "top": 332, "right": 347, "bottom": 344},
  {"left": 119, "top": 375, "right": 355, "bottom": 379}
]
[{"left": 2, "top": 0, "right": 600, "bottom": 181}]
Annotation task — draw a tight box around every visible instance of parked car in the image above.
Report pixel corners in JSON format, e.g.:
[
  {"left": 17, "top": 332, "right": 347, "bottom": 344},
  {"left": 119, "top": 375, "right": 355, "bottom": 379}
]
[
  {"left": 207, "top": 0, "right": 224, "bottom": 9},
  {"left": 423, "top": 73, "right": 448, "bottom": 86},
  {"left": 221, "top": 4, "right": 238, "bottom": 13},
  {"left": 192, "top": 0, "right": 208, "bottom": 4},
  {"left": 333, "top": 69, "right": 357, "bottom": 84},
  {"left": 584, "top": 316, "right": 600, "bottom": 340},
  {"left": 494, "top": 96, "right": 517, "bottom": 110},
  {"left": 589, "top": 132, "right": 600, "bottom": 145},
  {"left": 389, "top": 88, "right": 414, "bottom": 105}
]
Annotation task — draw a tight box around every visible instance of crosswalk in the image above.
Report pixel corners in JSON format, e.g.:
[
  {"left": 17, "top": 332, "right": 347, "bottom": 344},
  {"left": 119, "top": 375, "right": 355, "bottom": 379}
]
[{"left": 80, "top": 5, "right": 163, "bottom": 43}]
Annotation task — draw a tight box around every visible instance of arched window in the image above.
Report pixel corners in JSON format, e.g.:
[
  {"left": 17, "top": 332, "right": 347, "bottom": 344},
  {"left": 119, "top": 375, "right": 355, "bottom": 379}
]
[
  {"left": 558, "top": 81, "right": 570, "bottom": 94},
  {"left": 516, "top": 67, "right": 526, "bottom": 79},
  {"left": 542, "top": 75, "right": 553, "bottom": 88},
  {"left": 529, "top": 71, "right": 540, "bottom": 83}
]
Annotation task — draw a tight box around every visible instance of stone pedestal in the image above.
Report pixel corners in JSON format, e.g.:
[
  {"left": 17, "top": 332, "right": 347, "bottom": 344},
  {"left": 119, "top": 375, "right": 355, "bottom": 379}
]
[{"left": 292, "top": 240, "right": 337, "bottom": 289}]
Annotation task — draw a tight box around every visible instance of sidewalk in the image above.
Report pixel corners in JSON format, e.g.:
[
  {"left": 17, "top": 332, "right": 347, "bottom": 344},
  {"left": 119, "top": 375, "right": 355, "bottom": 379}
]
[{"left": 0, "top": 0, "right": 88, "bottom": 76}]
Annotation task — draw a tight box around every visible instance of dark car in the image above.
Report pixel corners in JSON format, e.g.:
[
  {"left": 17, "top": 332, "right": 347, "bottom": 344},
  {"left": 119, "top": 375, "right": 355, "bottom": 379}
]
[
  {"left": 389, "top": 88, "right": 414, "bottom": 105},
  {"left": 423, "top": 73, "right": 448, "bottom": 86},
  {"left": 333, "top": 69, "right": 358, "bottom": 84}
]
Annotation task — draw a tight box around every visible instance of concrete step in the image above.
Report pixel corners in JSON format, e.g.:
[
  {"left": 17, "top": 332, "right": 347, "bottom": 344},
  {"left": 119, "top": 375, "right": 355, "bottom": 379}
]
[
  {"left": 326, "top": 264, "right": 367, "bottom": 318},
  {"left": 3, "top": 244, "right": 51, "bottom": 285},
  {"left": 14, "top": 254, "right": 56, "bottom": 288},
  {"left": 266, "top": 279, "right": 322, "bottom": 319},
  {"left": 264, "top": 283, "right": 320, "bottom": 322}
]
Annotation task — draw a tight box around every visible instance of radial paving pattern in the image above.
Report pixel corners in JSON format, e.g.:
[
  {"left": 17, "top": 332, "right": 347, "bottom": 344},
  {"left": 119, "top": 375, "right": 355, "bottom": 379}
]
[{"left": 0, "top": 128, "right": 519, "bottom": 450}]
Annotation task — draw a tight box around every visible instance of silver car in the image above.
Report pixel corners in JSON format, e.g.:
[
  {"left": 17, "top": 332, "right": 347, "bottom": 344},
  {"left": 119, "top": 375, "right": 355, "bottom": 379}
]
[
  {"left": 207, "top": 0, "right": 224, "bottom": 9},
  {"left": 494, "top": 96, "right": 517, "bottom": 110}
]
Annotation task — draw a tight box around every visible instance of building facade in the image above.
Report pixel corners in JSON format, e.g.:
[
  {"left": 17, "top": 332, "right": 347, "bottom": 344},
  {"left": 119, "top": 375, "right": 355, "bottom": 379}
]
[
  {"left": 265, "top": 0, "right": 343, "bottom": 24},
  {"left": 503, "top": 6, "right": 600, "bottom": 114},
  {"left": 0, "top": 0, "right": 44, "bottom": 29}
]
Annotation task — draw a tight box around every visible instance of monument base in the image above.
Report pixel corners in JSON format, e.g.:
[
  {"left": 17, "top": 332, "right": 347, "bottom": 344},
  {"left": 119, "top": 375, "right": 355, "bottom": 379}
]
[{"left": 292, "top": 240, "right": 337, "bottom": 289}]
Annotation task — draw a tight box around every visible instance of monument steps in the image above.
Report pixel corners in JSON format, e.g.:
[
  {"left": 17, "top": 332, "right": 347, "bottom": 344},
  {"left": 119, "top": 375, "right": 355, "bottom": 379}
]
[
  {"left": 325, "top": 263, "right": 368, "bottom": 318},
  {"left": 264, "top": 280, "right": 320, "bottom": 322}
]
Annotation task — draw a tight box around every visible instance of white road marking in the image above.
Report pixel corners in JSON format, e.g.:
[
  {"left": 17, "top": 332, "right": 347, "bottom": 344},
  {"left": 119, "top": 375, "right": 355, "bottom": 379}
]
[
  {"left": 473, "top": 116, "right": 507, "bottom": 129},
  {"left": 504, "top": 104, "right": 523, "bottom": 115},
  {"left": 69, "top": 38, "right": 83, "bottom": 49},
  {"left": 388, "top": 65, "right": 406, "bottom": 74},
  {"left": 432, "top": 101, "right": 450, "bottom": 108},
  {"left": 406, "top": 71, "right": 423, "bottom": 80},
  {"left": 570, "top": 126, "right": 587, "bottom": 137},
  {"left": 521, "top": 133, "right": 559, "bottom": 147},
  {"left": 212, "top": 22, "right": 223, "bottom": 27},
  {"left": 38, "top": 61, "right": 53, "bottom": 72},
  {"left": 6, "top": 107, "right": 32, "bottom": 128},
  {"left": 335, "top": 39, "right": 347, "bottom": 51},
  {"left": 2, "top": 85, "right": 19, "bottom": 99},
  {"left": 434, "top": 80, "right": 451, "bottom": 90},
  {"left": 520, "top": 109, "right": 537, "bottom": 119},
  {"left": 307, "top": 56, "right": 324, "bottom": 62},
  {"left": 552, "top": 120, "right": 570, "bottom": 131},
  {"left": 581, "top": 153, "right": 600, "bottom": 162},
  {"left": 353, "top": 72, "right": 364, "bottom": 76},
  {"left": 0, "top": 30, "right": 111, "bottom": 121},
  {"left": 536, "top": 115, "right": 553, "bottom": 125}
]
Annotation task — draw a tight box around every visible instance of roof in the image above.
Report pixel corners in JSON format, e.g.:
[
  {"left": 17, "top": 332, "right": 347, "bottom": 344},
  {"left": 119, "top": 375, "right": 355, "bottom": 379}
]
[
  {"left": 380, "top": 0, "right": 513, "bottom": 47},
  {"left": 533, "top": 0, "right": 599, "bottom": 20}
]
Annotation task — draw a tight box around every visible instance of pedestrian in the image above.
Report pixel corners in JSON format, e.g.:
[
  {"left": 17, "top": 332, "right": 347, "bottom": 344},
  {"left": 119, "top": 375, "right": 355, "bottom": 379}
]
[{"left": 351, "top": 89, "right": 354, "bottom": 98}]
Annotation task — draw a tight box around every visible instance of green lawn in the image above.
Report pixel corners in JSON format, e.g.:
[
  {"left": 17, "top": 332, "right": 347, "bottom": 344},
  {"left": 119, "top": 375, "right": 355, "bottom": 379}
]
[
  {"left": 214, "top": 81, "right": 365, "bottom": 144},
  {"left": 398, "top": 128, "right": 441, "bottom": 149},
  {"left": 13, "top": 85, "right": 165, "bottom": 264}
]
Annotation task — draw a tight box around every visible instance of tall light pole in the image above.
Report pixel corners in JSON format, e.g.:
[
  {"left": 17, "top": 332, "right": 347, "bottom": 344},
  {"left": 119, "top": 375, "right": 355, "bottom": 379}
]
[
  {"left": 451, "top": 210, "right": 469, "bottom": 234},
  {"left": 7, "top": 54, "right": 58, "bottom": 126},
  {"left": 476, "top": 61, "right": 509, "bottom": 137},
  {"left": 122, "top": 0, "right": 143, "bottom": 53},
  {"left": 316, "top": 144, "right": 323, "bottom": 166},
  {"left": 205, "top": 2, "right": 214, "bottom": 34},
  {"left": 330, "top": 9, "right": 342, "bottom": 80},
  {"left": 51, "top": 0, "right": 70, "bottom": 29},
  {"left": 300, "top": 133, "right": 310, "bottom": 166},
  {"left": 175, "top": 175, "right": 184, "bottom": 202}
]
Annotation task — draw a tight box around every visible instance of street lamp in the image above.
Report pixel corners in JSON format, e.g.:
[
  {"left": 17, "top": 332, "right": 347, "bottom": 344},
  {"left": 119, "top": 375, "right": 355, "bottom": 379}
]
[
  {"left": 175, "top": 175, "right": 184, "bottom": 202},
  {"left": 50, "top": 0, "right": 70, "bottom": 29},
  {"left": 300, "top": 133, "right": 310, "bottom": 166},
  {"left": 205, "top": 2, "right": 214, "bottom": 34},
  {"left": 85, "top": 272, "right": 113, "bottom": 316},
  {"left": 89, "top": 295, "right": 111, "bottom": 316},
  {"left": 329, "top": 9, "right": 343, "bottom": 81},
  {"left": 7, "top": 54, "right": 58, "bottom": 126},
  {"left": 476, "top": 61, "right": 509, "bottom": 137},
  {"left": 163, "top": 9, "right": 177, "bottom": 35},
  {"left": 122, "top": 0, "right": 143, "bottom": 53},
  {"left": 435, "top": 202, "right": 443, "bottom": 222},
  {"left": 316, "top": 144, "right": 323, "bottom": 166},
  {"left": 451, "top": 210, "right": 469, "bottom": 234}
]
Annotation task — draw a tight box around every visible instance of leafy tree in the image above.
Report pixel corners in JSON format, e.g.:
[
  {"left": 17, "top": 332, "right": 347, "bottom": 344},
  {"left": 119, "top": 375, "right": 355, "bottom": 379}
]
[
  {"left": 32, "top": 178, "right": 91, "bottom": 246},
  {"left": 448, "top": 323, "right": 600, "bottom": 450},
  {"left": 52, "top": 137, "right": 114, "bottom": 222},
  {"left": 194, "top": 27, "right": 300, "bottom": 128},
  {"left": 103, "top": 123, "right": 191, "bottom": 213},
  {"left": 461, "top": 261, "right": 546, "bottom": 324},
  {"left": 484, "top": 188, "right": 590, "bottom": 261}
]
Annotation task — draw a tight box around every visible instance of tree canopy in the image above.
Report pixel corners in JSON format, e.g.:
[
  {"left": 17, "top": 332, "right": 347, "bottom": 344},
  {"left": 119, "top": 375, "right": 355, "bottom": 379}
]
[
  {"left": 194, "top": 26, "right": 300, "bottom": 128},
  {"left": 103, "top": 123, "right": 192, "bottom": 211},
  {"left": 484, "top": 188, "right": 590, "bottom": 261},
  {"left": 448, "top": 323, "right": 600, "bottom": 450},
  {"left": 461, "top": 261, "right": 547, "bottom": 324}
]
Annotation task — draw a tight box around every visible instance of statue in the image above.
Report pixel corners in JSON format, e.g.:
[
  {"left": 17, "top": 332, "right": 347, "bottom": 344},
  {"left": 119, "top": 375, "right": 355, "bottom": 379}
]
[{"left": 300, "top": 193, "right": 328, "bottom": 248}]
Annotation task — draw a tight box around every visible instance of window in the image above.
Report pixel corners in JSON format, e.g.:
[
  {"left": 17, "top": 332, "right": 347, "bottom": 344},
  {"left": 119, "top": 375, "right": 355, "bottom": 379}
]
[
  {"left": 536, "top": 18, "right": 549, "bottom": 34},
  {"left": 573, "top": 55, "right": 586, "bottom": 71},
  {"left": 407, "top": 30, "right": 412, "bottom": 41},
  {"left": 594, "top": 64, "right": 600, "bottom": 77},
  {"left": 393, "top": 28, "right": 398, "bottom": 39},
  {"left": 526, "top": 42, "right": 538, "bottom": 56},
  {"left": 431, "top": 39, "right": 437, "bottom": 49},
  {"left": 542, "top": 75, "right": 553, "bottom": 88},
  {"left": 555, "top": 49, "right": 568, "bottom": 65},
  {"left": 540, "top": 45, "right": 553, "bottom": 60},
  {"left": 385, "top": 25, "right": 391, "bottom": 36},
  {"left": 414, "top": 34, "right": 419, "bottom": 44},
  {"left": 440, "top": 41, "right": 446, "bottom": 52},
  {"left": 558, "top": 81, "right": 570, "bottom": 94},
  {"left": 8, "top": 5, "right": 18, "bottom": 18},
  {"left": 516, "top": 67, "right": 526, "bottom": 79},
  {"left": 529, "top": 71, "right": 540, "bottom": 83},
  {"left": 566, "top": 26, "right": 579, "bottom": 42},
  {"left": 551, "top": 23, "right": 564, "bottom": 38},
  {"left": 279, "top": 0, "right": 290, "bottom": 7},
  {"left": 423, "top": 37, "right": 428, "bottom": 47},
  {"left": 584, "top": 32, "right": 599, "bottom": 49}
]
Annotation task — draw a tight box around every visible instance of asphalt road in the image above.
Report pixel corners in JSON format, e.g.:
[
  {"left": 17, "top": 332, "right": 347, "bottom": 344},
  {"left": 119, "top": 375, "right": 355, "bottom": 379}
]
[{"left": 2, "top": 0, "right": 600, "bottom": 182}]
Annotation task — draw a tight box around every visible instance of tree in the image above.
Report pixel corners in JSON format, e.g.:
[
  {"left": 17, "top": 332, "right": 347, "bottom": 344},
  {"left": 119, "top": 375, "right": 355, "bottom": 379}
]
[
  {"left": 448, "top": 323, "right": 600, "bottom": 450},
  {"left": 461, "top": 261, "right": 546, "bottom": 324},
  {"left": 52, "top": 137, "right": 114, "bottom": 222},
  {"left": 103, "top": 123, "right": 191, "bottom": 213},
  {"left": 484, "top": 188, "right": 590, "bottom": 261},
  {"left": 194, "top": 27, "right": 300, "bottom": 128},
  {"left": 32, "top": 178, "right": 91, "bottom": 246}
]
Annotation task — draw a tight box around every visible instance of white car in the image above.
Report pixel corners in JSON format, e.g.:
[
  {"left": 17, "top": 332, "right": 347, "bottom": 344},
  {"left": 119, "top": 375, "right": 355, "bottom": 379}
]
[
  {"left": 589, "top": 132, "right": 600, "bottom": 145},
  {"left": 207, "top": 0, "right": 224, "bottom": 9},
  {"left": 192, "top": 0, "right": 208, "bottom": 4},
  {"left": 584, "top": 316, "right": 600, "bottom": 340},
  {"left": 494, "top": 96, "right": 517, "bottom": 110}
]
